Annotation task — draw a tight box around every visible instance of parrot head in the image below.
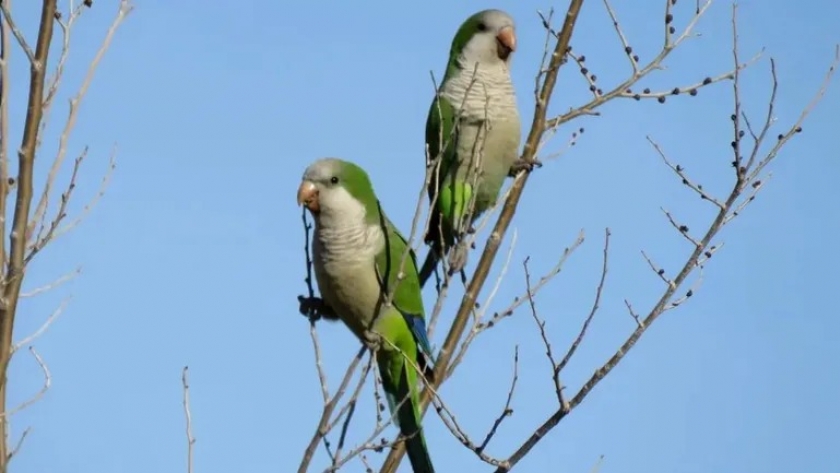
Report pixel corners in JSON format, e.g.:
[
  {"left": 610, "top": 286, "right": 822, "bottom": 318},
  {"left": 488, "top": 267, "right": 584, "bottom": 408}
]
[
  {"left": 449, "top": 9, "right": 517, "bottom": 67},
  {"left": 297, "top": 158, "right": 379, "bottom": 222}
]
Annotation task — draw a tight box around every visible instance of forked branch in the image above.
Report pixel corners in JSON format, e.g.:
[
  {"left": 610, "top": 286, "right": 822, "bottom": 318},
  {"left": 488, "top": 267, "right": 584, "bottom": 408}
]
[{"left": 492, "top": 9, "right": 838, "bottom": 471}]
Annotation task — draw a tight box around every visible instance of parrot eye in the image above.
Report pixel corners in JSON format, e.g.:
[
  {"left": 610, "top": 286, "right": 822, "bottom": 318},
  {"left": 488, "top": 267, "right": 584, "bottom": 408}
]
[
  {"left": 330, "top": 176, "right": 339, "bottom": 184},
  {"left": 477, "top": 22, "right": 487, "bottom": 32}
]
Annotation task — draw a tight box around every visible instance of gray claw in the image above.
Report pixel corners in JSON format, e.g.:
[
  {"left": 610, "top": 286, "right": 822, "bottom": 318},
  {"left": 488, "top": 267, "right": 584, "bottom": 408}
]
[
  {"left": 363, "top": 330, "right": 383, "bottom": 352},
  {"left": 509, "top": 158, "right": 543, "bottom": 176}
]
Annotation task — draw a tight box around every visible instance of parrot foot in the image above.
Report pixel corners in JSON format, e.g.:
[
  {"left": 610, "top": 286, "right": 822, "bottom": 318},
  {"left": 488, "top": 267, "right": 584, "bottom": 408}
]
[
  {"left": 446, "top": 241, "right": 470, "bottom": 276},
  {"left": 362, "top": 330, "right": 383, "bottom": 352},
  {"left": 297, "top": 295, "right": 338, "bottom": 321},
  {"left": 508, "top": 157, "right": 543, "bottom": 176}
]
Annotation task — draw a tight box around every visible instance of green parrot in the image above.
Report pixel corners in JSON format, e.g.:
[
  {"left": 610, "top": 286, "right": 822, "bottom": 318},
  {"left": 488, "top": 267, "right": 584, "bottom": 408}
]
[
  {"left": 419, "top": 9, "right": 530, "bottom": 288},
  {"left": 297, "top": 157, "right": 436, "bottom": 473}
]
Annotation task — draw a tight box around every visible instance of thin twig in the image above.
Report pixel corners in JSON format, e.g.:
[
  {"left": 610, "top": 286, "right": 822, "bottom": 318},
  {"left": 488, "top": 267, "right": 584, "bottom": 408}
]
[
  {"left": 445, "top": 228, "right": 518, "bottom": 378},
  {"left": 494, "top": 15, "right": 838, "bottom": 472},
  {"left": 545, "top": 1, "right": 727, "bottom": 130},
  {"left": 1, "top": 347, "right": 50, "bottom": 419},
  {"left": 12, "top": 297, "right": 70, "bottom": 353},
  {"left": 523, "top": 257, "right": 564, "bottom": 405},
  {"left": 476, "top": 346, "right": 519, "bottom": 454},
  {"left": 0, "top": 3, "right": 35, "bottom": 63},
  {"left": 42, "top": 147, "right": 117, "bottom": 249},
  {"left": 378, "top": 1, "right": 587, "bottom": 470},
  {"left": 556, "top": 228, "right": 610, "bottom": 374},
  {"left": 298, "top": 347, "right": 366, "bottom": 473},
  {"left": 32, "top": 1, "right": 133, "bottom": 249},
  {"left": 648, "top": 137, "right": 725, "bottom": 209},
  {"left": 182, "top": 366, "right": 195, "bottom": 473},
  {"left": 482, "top": 230, "right": 585, "bottom": 332},
  {"left": 329, "top": 355, "right": 375, "bottom": 466},
  {"left": 20, "top": 267, "right": 80, "bottom": 298}
]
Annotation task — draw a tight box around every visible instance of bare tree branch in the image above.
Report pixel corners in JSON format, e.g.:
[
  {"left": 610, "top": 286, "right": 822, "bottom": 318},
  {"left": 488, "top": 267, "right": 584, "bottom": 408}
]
[
  {"left": 546, "top": 0, "right": 750, "bottom": 127},
  {"left": 3, "top": 346, "right": 49, "bottom": 465},
  {"left": 477, "top": 230, "right": 584, "bottom": 338},
  {"left": 295, "top": 2, "right": 838, "bottom": 472},
  {"left": 0, "top": 5, "right": 60, "bottom": 466},
  {"left": 556, "top": 229, "right": 610, "bottom": 374},
  {"left": 522, "top": 257, "right": 565, "bottom": 406},
  {"left": 0, "top": 1, "right": 11, "bottom": 276},
  {"left": 0, "top": 3, "right": 34, "bottom": 64},
  {"left": 298, "top": 345, "right": 368, "bottom": 473},
  {"left": 491, "top": 8, "right": 839, "bottom": 470},
  {"left": 377, "top": 2, "right": 587, "bottom": 471},
  {"left": 0, "top": 1, "right": 133, "bottom": 467},
  {"left": 476, "top": 346, "right": 519, "bottom": 455},
  {"left": 182, "top": 366, "right": 195, "bottom": 473},
  {"left": 19, "top": 267, "right": 80, "bottom": 298},
  {"left": 11, "top": 297, "right": 69, "bottom": 353}
]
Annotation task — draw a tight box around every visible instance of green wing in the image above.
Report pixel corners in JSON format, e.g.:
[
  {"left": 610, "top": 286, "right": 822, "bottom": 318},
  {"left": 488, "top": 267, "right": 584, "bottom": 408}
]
[
  {"left": 425, "top": 93, "right": 459, "bottom": 201},
  {"left": 372, "top": 204, "right": 435, "bottom": 367},
  {"left": 372, "top": 207, "right": 437, "bottom": 473},
  {"left": 426, "top": 92, "right": 475, "bottom": 251}
]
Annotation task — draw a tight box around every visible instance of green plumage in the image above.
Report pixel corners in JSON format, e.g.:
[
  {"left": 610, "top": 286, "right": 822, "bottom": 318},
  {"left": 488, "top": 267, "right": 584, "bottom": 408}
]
[
  {"left": 420, "top": 9, "right": 523, "bottom": 287},
  {"left": 299, "top": 158, "right": 436, "bottom": 473}
]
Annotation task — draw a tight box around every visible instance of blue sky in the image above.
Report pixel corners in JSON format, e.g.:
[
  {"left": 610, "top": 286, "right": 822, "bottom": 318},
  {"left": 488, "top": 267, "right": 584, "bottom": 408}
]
[{"left": 5, "top": 1, "right": 839, "bottom": 472}]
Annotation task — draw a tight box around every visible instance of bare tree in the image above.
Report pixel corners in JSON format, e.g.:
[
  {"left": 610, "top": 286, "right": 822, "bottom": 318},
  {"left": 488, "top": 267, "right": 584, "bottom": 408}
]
[
  {"left": 289, "top": 1, "right": 837, "bottom": 472},
  {"left": 0, "top": 1, "right": 132, "bottom": 471}
]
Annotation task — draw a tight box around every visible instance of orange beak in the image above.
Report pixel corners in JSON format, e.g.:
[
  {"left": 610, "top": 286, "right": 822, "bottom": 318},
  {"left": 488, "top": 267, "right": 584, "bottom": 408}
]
[
  {"left": 297, "top": 180, "right": 320, "bottom": 213},
  {"left": 496, "top": 25, "right": 516, "bottom": 53}
]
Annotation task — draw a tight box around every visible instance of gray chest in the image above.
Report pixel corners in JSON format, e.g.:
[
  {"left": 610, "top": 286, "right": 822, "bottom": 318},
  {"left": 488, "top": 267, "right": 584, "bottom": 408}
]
[
  {"left": 311, "top": 230, "right": 383, "bottom": 330},
  {"left": 458, "top": 116, "right": 521, "bottom": 168},
  {"left": 451, "top": 116, "right": 522, "bottom": 205}
]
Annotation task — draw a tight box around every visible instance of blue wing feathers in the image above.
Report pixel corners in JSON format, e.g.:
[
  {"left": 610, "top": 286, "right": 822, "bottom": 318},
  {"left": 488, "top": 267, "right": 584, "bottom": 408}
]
[{"left": 397, "top": 308, "right": 436, "bottom": 368}]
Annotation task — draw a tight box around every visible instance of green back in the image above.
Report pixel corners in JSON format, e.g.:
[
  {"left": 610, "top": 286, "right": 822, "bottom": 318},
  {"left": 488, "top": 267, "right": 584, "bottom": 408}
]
[
  {"left": 372, "top": 202, "right": 436, "bottom": 364},
  {"left": 335, "top": 161, "right": 428, "bottom": 315},
  {"left": 373, "top": 207, "right": 426, "bottom": 321}
]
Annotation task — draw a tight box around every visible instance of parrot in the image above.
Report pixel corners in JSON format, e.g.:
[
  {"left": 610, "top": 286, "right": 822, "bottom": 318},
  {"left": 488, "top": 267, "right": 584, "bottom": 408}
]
[
  {"left": 297, "top": 157, "right": 436, "bottom": 473},
  {"left": 418, "top": 9, "right": 530, "bottom": 288}
]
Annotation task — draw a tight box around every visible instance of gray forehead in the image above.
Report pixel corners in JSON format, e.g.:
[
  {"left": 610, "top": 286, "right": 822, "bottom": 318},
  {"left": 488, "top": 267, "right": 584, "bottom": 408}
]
[
  {"left": 480, "top": 9, "right": 514, "bottom": 28},
  {"left": 302, "top": 158, "right": 341, "bottom": 182}
]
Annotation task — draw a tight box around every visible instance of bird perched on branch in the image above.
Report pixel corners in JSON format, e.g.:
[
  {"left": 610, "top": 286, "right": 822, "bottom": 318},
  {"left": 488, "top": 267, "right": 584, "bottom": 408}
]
[
  {"left": 297, "top": 157, "right": 437, "bottom": 473},
  {"left": 419, "top": 9, "right": 528, "bottom": 288}
]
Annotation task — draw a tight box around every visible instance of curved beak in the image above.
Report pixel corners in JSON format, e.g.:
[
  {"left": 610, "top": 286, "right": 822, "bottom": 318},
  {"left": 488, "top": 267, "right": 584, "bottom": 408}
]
[
  {"left": 297, "top": 180, "right": 320, "bottom": 213},
  {"left": 496, "top": 25, "right": 516, "bottom": 58}
]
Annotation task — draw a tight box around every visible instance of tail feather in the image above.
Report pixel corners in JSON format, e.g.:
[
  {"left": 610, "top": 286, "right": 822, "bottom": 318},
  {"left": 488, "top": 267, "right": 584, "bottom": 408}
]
[
  {"left": 420, "top": 207, "right": 444, "bottom": 289},
  {"left": 395, "top": 380, "right": 435, "bottom": 473},
  {"left": 418, "top": 250, "right": 439, "bottom": 289},
  {"left": 382, "top": 357, "right": 435, "bottom": 473}
]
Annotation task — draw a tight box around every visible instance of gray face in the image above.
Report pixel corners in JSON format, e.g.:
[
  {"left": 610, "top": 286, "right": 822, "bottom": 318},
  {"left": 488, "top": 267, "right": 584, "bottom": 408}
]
[
  {"left": 298, "top": 158, "right": 341, "bottom": 214},
  {"left": 297, "top": 158, "right": 363, "bottom": 222},
  {"left": 463, "top": 10, "right": 517, "bottom": 66}
]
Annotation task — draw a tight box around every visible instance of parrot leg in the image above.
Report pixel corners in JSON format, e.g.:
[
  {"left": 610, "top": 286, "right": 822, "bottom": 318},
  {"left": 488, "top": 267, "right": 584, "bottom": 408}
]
[
  {"left": 362, "top": 329, "right": 383, "bottom": 352},
  {"left": 446, "top": 240, "right": 470, "bottom": 276},
  {"left": 508, "top": 157, "right": 543, "bottom": 176},
  {"left": 297, "top": 295, "right": 339, "bottom": 321}
]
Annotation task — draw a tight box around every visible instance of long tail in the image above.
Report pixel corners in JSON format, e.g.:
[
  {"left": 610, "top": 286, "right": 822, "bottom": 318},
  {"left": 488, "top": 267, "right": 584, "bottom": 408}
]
[
  {"left": 417, "top": 250, "right": 439, "bottom": 289},
  {"left": 381, "top": 353, "right": 435, "bottom": 473},
  {"left": 419, "top": 206, "right": 444, "bottom": 289},
  {"left": 395, "top": 376, "right": 435, "bottom": 473}
]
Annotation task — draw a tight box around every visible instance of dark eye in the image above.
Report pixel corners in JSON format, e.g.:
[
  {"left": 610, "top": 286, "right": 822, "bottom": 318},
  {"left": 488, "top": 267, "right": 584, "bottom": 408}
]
[
  {"left": 330, "top": 176, "right": 339, "bottom": 184},
  {"left": 477, "top": 22, "right": 487, "bottom": 31}
]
